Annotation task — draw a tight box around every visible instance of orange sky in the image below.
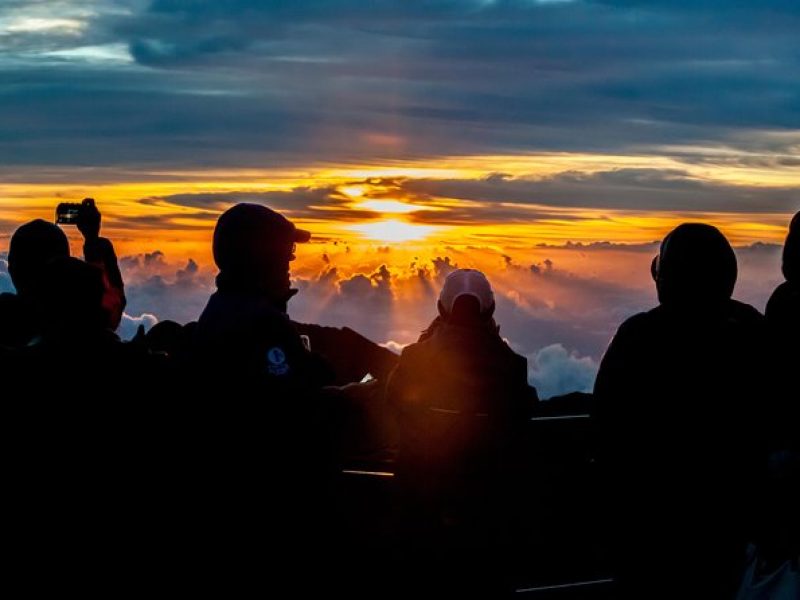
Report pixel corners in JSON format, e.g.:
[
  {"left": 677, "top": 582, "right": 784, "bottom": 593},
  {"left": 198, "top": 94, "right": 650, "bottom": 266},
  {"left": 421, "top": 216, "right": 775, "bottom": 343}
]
[{"left": 1, "top": 153, "right": 796, "bottom": 273}]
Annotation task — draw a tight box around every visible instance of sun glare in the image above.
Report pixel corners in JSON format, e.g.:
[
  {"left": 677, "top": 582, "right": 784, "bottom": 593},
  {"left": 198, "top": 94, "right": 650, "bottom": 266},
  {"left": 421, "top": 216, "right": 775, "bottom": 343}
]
[
  {"left": 353, "top": 199, "right": 425, "bottom": 214},
  {"left": 340, "top": 185, "right": 367, "bottom": 198},
  {"left": 348, "top": 220, "right": 440, "bottom": 242}
]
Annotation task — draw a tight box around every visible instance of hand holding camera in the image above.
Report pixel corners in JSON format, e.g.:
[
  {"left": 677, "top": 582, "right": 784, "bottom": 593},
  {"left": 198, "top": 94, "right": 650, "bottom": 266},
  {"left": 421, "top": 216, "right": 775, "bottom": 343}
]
[{"left": 56, "top": 198, "right": 102, "bottom": 241}]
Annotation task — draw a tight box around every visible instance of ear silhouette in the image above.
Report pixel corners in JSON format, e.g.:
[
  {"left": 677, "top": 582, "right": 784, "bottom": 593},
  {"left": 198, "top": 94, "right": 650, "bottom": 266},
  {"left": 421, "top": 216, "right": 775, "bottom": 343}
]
[{"left": 650, "top": 255, "right": 660, "bottom": 282}]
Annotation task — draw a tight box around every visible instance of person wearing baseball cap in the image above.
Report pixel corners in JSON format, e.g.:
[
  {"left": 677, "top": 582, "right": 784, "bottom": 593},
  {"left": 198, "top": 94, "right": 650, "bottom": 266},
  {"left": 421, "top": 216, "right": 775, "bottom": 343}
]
[
  {"left": 387, "top": 268, "right": 537, "bottom": 593},
  {"left": 193, "top": 202, "right": 329, "bottom": 390},
  {"left": 388, "top": 268, "right": 535, "bottom": 410},
  {"left": 212, "top": 202, "right": 311, "bottom": 313},
  {"left": 437, "top": 268, "right": 496, "bottom": 325},
  {"left": 185, "top": 204, "right": 336, "bottom": 581}
]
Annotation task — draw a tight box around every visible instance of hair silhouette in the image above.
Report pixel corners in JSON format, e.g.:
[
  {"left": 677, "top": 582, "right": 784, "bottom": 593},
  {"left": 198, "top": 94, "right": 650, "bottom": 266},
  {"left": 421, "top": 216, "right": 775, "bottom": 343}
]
[
  {"left": 38, "top": 256, "right": 107, "bottom": 334},
  {"left": 653, "top": 223, "right": 737, "bottom": 307},
  {"left": 782, "top": 211, "right": 799, "bottom": 282},
  {"left": 8, "top": 219, "right": 69, "bottom": 296}
]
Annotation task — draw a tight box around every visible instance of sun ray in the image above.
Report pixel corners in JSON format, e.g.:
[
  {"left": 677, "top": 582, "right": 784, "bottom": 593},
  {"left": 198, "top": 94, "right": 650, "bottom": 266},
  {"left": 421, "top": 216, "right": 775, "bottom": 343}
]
[{"left": 347, "top": 220, "right": 442, "bottom": 243}]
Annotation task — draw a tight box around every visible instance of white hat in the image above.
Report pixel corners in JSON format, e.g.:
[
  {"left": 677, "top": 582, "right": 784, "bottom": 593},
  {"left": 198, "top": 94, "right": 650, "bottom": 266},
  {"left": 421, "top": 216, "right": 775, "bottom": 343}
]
[{"left": 439, "top": 269, "right": 495, "bottom": 314}]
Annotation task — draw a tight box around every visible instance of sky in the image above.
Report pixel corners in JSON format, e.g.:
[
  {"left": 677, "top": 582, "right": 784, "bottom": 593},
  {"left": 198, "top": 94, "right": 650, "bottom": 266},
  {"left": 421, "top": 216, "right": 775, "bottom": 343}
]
[{"left": 1, "top": 1, "right": 798, "bottom": 396}]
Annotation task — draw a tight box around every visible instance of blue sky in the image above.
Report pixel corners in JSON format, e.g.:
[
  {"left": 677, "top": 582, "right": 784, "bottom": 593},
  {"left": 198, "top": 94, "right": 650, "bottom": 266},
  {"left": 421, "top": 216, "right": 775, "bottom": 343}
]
[{"left": 1, "top": 0, "right": 799, "bottom": 187}]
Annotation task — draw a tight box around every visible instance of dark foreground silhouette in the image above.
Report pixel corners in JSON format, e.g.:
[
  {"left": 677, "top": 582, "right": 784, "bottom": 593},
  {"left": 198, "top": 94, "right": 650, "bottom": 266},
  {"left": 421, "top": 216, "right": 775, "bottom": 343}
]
[
  {"left": 1, "top": 203, "right": 797, "bottom": 597},
  {"left": 594, "top": 224, "right": 769, "bottom": 599}
]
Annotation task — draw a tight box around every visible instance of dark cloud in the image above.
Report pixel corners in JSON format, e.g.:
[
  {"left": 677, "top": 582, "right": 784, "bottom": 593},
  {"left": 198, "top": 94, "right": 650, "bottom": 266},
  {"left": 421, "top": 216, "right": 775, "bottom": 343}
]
[
  {"left": 399, "top": 170, "right": 800, "bottom": 215},
  {"left": 148, "top": 188, "right": 341, "bottom": 211},
  {"left": 1, "top": 1, "right": 799, "bottom": 175},
  {"left": 149, "top": 172, "right": 799, "bottom": 227},
  {"left": 114, "top": 211, "right": 218, "bottom": 231},
  {"left": 535, "top": 240, "right": 660, "bottom": 252},
  {"left": 147, "top": 189, "right": 376, "bottom": 222}
]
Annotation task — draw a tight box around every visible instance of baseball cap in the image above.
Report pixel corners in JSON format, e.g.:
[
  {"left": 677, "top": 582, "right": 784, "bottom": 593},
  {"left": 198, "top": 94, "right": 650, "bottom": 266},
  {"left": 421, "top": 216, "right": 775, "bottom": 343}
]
[
  {"left": 213, "top": 203, "right": 310, "bottom": 272},
  {"left": 439, "top": 269, "right": 495, "bottom": 315}
]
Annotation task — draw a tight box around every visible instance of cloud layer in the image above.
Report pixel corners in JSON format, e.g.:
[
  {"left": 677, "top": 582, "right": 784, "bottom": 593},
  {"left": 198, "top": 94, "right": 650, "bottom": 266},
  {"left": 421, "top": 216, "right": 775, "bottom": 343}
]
[
  {"left": 116, "top": 239, "right": 785, "bottom": 397},
  {"left": 2, "top": 1, "right": 800, "bottom": 176}
]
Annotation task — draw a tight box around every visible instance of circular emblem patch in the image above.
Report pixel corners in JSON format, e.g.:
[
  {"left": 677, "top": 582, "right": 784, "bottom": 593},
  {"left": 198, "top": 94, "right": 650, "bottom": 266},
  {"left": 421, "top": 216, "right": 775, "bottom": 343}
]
[
  {"left": 267, "top": 347, "right": 286, "bottom": 365},
  {"left": 266, "top": 346, "right": 289, "bottom": 375}
]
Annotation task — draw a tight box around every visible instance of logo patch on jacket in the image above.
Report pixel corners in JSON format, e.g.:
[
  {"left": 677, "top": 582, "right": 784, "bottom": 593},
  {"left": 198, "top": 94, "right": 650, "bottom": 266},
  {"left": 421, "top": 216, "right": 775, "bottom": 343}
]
[{"left": 266, "top": 346, "right": 289, "bottom": 376}]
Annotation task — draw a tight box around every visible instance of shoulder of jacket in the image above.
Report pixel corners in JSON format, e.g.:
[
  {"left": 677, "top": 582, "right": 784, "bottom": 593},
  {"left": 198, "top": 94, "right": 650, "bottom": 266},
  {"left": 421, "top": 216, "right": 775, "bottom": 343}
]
[
  {"left": 728, "top": 299, "right": 765, "bottom": 323},
  {"left": 617, "top": 310, "right": 655, "bottom": 334},
  {"left": 0, "top": 292, "right": 20, "bottom": 306}
]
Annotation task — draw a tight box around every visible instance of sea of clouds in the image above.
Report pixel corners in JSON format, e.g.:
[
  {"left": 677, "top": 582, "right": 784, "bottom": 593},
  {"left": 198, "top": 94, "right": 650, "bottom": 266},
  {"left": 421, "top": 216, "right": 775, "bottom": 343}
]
[{"left": 108, "top": 240, "right": 784, "bottom": 398}]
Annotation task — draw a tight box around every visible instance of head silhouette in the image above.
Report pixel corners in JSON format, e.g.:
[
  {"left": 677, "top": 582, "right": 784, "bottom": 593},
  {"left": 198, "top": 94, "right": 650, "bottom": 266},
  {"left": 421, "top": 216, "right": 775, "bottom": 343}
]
[
  {"left": 653, "top": 223, "right": 737, "bottom": 308},
  {"left": 782, "top": 211, "right": 799, "bottom": 283},
  {"left": 8, "top": 219, "right": 70, "bottom": 296},
  {"left": 38, "top": 257, "right": 107, "bottom": 335},
  {"left": 145, "top": 320, "right": 186, "bottom": 355},
  {"left": 212, "top": 203, "right": 310, "bottom": 306},
  {"left": 437, "top": 269, "right": 496, "bottom": 324}
]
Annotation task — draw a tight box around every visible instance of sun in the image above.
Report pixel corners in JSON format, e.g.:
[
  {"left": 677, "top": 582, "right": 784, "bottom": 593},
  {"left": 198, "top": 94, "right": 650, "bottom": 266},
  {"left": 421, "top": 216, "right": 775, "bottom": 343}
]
[
  {"left": 339, "top": 185, "right": 367, "bottom": 198},
  {"left": 348, "top": 219, "right": 440, "bottom": 243},
  {"left": 352, "top": 199, "right": 424, "bottom": 214}
]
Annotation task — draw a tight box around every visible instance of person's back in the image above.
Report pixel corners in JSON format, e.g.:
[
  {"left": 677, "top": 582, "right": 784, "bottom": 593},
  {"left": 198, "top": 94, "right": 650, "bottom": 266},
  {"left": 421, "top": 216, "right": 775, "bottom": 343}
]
[
  {"left": 389, "top": 312, "right": 533, "bottom": 425},
  {"left": 387, "top": 270, "right": 536, "bottom": 593},
  {"left": 763, "top": 211, "right": 800, "bottom": 565},
  {"left": 4, "top": 256, "right": 164, "bottom": 592},
  {"left": 593, "top": 223, "right": 767, "bottom": 599}
]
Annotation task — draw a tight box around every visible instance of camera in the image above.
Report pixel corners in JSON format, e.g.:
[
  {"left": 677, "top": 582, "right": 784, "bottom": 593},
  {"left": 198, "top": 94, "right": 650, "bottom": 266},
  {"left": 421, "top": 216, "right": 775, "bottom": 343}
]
[{"left": 56, "top": 202, "right": 82, "bottom": 225}]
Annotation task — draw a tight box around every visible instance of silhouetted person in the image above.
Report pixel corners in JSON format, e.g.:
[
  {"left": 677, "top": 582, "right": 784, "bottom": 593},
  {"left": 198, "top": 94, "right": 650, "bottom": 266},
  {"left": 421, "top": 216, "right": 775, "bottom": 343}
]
[
  {"left": 0, "top": 199, "right": 126, "bottom": 349},
  {"left": 5, "top": 257, "right": 160, "bottom": 592},
  {"left": 0, "top": 219, "right": 69, "bottom": 347},
  {"left": 387, "top": 269, "right": 537, "bottom": 593},
  {"left": 143, "top": 319, "right": 193, "bottom": 357},
  {"left": 184, "top": 203, "right": 339, "bottom": 589},
  {"left": 763, "top": 211, "right": 800, "bottom": 564},
  {"left": 193, "top": 203, "right": 332, "bottom": 391},
  {"left": 766, "top": 211, "right": 800, "bottom": 339},
  {"left": 18, "top": 256, "right": 153, "bottom": 401},
  {"left": 593, "top": 223, "right": 767, "bottom": 599},
  {"left": 76, "top": 198, "right": 126, "bottom": 330}
]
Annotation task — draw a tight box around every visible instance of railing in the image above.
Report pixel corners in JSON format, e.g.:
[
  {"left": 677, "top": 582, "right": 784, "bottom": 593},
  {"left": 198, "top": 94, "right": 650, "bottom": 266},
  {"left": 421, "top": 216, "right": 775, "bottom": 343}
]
[
  {"left": 335, "top": 412, "right": 611, "bottom": 596},
  {"left": 515, "top": 578, "right": 614, "bottom": 596}
]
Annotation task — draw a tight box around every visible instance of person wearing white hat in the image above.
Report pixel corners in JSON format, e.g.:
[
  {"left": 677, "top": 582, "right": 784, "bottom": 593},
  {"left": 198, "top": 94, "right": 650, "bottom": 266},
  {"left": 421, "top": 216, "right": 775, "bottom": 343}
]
[
  {"left": 388, "top": 269, "right": 535, "bottom": 409},
  {"left": 437, "top": 268, "right": 495, "bottom": 323},
  {"left": 386, "top": 268, "right": 537, "bottom": 594}
]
